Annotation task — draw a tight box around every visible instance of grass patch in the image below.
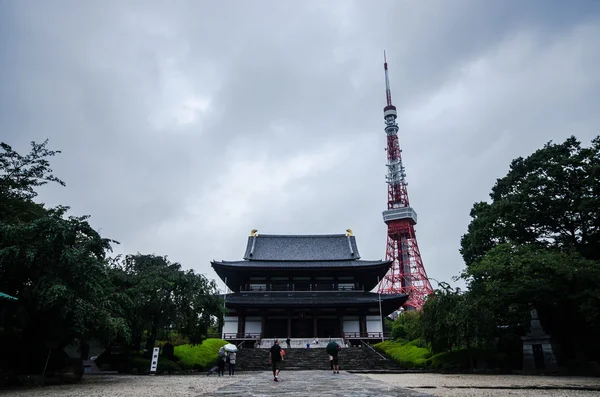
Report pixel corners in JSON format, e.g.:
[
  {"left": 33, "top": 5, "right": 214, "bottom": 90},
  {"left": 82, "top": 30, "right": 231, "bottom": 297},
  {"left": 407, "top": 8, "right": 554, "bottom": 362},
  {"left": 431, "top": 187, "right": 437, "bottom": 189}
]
[
  {"left": 374, "top": 339, "right": 432, "bottom": 369},
  {"left": 174, "top": 338, "right": 229, "bottom": 370}
]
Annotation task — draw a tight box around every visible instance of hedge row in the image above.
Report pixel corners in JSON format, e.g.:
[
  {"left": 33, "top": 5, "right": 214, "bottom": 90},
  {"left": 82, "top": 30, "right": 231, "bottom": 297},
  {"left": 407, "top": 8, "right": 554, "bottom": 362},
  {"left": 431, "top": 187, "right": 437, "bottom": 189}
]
[
  {"left": 174, "top": 338, "right": 229, "bottom": 370},
  {"left": 374, "top": 339, "right": 431, "bottom": 369}
]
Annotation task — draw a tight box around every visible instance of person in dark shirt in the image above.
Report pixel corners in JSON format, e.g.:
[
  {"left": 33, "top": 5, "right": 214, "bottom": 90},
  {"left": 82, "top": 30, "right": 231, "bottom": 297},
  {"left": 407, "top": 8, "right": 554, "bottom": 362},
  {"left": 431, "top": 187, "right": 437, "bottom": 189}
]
[
  {"left": 286, "top": 337, "right": 291, "bottom": 349},
  {"left": 269, "top": 339, "right": 284, "bottom": 382}
]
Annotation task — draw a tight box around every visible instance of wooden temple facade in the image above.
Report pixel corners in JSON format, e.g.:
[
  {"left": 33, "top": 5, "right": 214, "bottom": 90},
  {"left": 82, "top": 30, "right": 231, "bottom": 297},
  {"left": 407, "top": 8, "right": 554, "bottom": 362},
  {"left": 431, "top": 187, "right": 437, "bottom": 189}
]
[{"left": 211, "top": 231, "right": 408, "bottom": 344}]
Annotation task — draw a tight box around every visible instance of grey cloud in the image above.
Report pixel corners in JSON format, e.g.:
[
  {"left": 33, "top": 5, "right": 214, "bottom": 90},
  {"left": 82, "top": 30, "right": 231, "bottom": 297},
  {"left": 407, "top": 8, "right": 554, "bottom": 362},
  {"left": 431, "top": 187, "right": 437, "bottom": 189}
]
[{"left": 1, "top": 0, "right": 599, "bottom": 288}]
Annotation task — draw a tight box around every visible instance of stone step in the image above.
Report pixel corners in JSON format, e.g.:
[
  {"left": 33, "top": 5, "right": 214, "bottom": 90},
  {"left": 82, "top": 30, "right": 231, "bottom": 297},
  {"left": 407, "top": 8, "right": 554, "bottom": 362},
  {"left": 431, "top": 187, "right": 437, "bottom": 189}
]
[{"left": 233, "top": 345, "right": 403, "bottom": 371}]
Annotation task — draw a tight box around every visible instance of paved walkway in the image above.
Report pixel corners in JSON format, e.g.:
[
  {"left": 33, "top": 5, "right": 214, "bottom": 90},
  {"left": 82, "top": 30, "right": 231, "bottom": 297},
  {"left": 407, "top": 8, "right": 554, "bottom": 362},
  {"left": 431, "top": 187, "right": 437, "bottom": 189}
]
[{"left": 204, "top": 370, "right": 431, "bottom": 397}]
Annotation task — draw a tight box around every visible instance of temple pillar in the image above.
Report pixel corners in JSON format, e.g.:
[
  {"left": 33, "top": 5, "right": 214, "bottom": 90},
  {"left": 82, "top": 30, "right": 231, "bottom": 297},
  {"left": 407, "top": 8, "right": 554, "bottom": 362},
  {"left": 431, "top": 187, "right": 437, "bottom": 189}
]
[
  {"left": 287, "top": 314, "right": 292, "bottom": 338},
  {"left": 359, "top": 314, "right": 367, "bottom": 337},
  {"left": 237, "top": 314, "right": 245, "bottom": 337},
  {"left": 313, "top": 313, "right": 318, "bottom": 337}
]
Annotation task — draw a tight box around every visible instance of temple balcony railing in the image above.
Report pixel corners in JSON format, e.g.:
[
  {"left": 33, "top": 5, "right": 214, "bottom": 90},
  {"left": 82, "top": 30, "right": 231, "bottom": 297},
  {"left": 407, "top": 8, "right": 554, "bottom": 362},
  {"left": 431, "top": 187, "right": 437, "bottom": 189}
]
[
  {"left": 238, "top": 285, "right": 365, "bottom": 292},
  {"left": 343, "top": 332, "right": 391, "bottom": 340},
  {"left": 222, "top": 332, "right": 262, "bottom": 340}
]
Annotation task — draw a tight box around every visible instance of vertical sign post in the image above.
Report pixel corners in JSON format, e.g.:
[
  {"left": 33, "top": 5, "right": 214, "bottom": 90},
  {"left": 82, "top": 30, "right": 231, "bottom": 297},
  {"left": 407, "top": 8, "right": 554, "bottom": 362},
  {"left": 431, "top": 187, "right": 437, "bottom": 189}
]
[
  {"left": 377, "top": 276, "right": 384, "bottom": 342},
  {"left": 150, "top": 347, "right": 160, "bottom": 374}
]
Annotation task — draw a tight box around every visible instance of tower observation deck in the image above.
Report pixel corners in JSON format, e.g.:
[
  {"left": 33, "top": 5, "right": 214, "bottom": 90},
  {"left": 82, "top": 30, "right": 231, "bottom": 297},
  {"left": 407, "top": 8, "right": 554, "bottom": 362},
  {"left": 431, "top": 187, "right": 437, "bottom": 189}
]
[{"left": 377, "top": 52, "right": 433, "bottom": 311}]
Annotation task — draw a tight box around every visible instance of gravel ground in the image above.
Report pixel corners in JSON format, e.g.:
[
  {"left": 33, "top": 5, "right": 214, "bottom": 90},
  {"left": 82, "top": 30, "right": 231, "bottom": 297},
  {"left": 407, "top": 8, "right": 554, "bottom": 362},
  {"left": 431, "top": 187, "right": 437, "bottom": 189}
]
[
  {"left": 0, "top": 374, "right": 248, "bottom": 397},
  {"left": 361, "top": 374, "right": 600, "bottom": 397},
  {"left": 2, "top": 373, "right": 600, "bottom": 397}
]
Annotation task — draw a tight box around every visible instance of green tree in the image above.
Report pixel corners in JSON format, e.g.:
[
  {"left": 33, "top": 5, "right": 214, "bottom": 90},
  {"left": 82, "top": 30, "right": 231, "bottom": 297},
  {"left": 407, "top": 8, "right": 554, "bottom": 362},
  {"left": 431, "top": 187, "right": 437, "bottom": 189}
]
[
  {"left": 461, "top": 135, "right": 600, "bottom": 266},
  {"left": 421, "top": 283, "right": 495, "bottom": 355},
  {"left": 463, "top": 243, "right": 600, "bottom": 362},
  {"left": 0, "top": 140, "right": 130, "bottom": 373},
  {"left": 392, "top": 311, "right": 422, "bottom": 341},
  {"left": 110, "top": 254, "right": 223, "bottom": 352}
]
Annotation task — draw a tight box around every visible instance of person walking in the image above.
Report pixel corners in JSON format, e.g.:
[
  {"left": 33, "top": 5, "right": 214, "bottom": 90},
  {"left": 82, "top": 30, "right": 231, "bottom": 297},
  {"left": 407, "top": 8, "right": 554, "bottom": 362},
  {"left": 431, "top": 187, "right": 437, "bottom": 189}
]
[
  {"left": 326, "top": 341, "right": 340, "bottom": 374},
  {"left": 286, "top": 337, "right": 291, "bottom": 349},
  {"left": 269, "top": 339, "right": 284, "bottom": 382},
  {"left": 228, "top": 351, "right": 236, "bottom": 375},
  {"left": 217, "top": 347, "right": 226, "bottom": 376}
]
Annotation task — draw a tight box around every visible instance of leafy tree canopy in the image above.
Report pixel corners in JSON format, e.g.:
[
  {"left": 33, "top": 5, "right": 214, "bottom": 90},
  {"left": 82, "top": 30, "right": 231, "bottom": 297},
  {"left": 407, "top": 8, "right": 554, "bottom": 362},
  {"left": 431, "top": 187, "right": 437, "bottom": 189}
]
[
  {"left": 0, "top": 141, "right": 129, "bottom": 364},
  {"left": 420, "top": 283, "right": 495, "bottom": 354},
  {"left": 460, "top": 135, "right": 600, "bottom": 266},
  {"left": 463, "top": 243, "right": 600, "bottom": 359},
  {"left": 109, "top": 254, "right": 223, "bottom": 351}
]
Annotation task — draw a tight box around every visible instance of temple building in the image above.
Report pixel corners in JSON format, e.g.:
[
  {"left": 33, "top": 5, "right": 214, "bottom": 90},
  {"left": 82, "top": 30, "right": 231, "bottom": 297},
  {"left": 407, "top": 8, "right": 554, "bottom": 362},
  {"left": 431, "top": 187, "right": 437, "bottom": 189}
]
[{"left": 211, "top": 230, "right": 408, "bottom": 344}]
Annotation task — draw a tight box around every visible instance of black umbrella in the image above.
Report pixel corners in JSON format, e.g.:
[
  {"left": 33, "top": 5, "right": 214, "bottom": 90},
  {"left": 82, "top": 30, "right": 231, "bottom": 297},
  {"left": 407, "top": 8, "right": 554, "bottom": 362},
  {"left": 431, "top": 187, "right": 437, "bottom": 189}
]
[{"left": 326, "top": 342, "right": 339, "bottom": 355}]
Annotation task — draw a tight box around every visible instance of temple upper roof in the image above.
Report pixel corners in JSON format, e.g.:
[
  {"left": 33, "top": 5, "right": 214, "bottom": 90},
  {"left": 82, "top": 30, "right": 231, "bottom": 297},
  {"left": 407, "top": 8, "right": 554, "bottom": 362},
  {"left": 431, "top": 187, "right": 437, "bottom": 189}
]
[
  {"left": 243, "top": 234, "right": 360, "bottom": 261},
  {"left": 211, "top": 231, "right": 391, "bottom": 291}
]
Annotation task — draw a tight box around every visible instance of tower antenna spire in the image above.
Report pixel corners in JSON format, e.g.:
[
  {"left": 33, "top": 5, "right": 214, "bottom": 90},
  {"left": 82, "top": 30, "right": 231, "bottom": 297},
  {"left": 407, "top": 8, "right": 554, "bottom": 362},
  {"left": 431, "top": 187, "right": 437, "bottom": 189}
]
[
  {"left": 378, "top": 52, "right": 433, "bottom": 311},
  {"left": 384, "top": 50, "right": 393, "bottom": 106}
]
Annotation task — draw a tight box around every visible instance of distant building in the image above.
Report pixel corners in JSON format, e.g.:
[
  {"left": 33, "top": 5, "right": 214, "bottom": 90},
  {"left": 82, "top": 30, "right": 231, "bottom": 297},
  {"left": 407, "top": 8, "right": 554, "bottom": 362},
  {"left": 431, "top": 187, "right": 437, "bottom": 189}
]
[{"left": 211, "top": 230, "right": 408, "bottom": 344}]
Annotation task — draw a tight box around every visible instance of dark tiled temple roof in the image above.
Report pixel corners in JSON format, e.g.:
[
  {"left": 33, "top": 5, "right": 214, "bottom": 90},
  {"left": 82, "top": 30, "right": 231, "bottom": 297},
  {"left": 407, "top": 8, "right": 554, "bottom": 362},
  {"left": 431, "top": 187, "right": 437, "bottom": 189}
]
[
  {"left": 243, "top": 234, "right": 361, "bottom": 261},
  {"left": 222, "top": 291, "right": 408, "bottom": 316}
]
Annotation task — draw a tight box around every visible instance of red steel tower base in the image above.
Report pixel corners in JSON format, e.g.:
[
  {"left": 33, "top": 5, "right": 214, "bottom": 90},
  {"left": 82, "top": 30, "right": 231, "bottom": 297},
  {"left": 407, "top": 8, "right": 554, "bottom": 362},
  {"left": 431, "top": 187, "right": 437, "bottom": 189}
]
[{"left": 377, "top": 53, "right": 433, "bottom": 311}]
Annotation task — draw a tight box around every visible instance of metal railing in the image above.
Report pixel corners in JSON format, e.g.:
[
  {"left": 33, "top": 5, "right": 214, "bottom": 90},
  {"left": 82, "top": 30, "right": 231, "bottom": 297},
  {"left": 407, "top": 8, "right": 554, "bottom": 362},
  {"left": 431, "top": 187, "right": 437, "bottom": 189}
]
[
  {"left": 222, "top": 333, "right": 261, "bottom": 340},
  {"left": 360, "top": 340, "right": 388, "bottom": 360},
  {"left": 344, "top": 332, "right": 391, "bottom": 339},
  {"left": 239, "top": 285, "right": 364, "bottom": 292}
]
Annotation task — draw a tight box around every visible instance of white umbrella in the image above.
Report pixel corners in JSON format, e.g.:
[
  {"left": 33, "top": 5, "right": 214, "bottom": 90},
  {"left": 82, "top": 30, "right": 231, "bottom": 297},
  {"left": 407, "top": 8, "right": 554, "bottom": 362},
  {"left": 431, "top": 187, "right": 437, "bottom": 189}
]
[{"left": 223, "top": 343, "right": 238, "bottom": 352}]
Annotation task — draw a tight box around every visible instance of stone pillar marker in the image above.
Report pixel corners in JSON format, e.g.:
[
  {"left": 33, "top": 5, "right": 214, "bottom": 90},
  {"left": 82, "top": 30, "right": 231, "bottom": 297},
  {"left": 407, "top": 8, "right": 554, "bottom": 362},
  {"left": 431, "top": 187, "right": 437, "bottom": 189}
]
[{"left": 521, "top": 308, "right": 558, "bottom": 372}]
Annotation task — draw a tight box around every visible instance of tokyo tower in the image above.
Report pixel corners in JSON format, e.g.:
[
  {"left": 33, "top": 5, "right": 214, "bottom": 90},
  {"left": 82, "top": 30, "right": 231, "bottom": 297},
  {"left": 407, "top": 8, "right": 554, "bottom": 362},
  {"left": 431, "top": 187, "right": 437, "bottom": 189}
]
[{"left": 377, "top": 52, "right": 433, "bottom": 311}]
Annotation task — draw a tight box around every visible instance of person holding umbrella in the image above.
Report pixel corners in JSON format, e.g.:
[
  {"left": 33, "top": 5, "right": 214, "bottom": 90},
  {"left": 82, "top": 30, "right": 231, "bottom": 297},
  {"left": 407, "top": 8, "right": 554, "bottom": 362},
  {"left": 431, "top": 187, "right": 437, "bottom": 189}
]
[
  {"left": 222, "top": 343, "right": 238, "bottom": 376},
  {"left": 326, "top": 341, "right": 340, "bottom": 374}
]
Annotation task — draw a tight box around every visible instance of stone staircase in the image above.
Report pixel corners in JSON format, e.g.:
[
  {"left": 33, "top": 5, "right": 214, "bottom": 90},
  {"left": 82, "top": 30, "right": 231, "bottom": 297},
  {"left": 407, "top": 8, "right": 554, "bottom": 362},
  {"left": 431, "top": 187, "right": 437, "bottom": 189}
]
[{"left": 234, "top": 345, "right": 402, "bottom": 372}]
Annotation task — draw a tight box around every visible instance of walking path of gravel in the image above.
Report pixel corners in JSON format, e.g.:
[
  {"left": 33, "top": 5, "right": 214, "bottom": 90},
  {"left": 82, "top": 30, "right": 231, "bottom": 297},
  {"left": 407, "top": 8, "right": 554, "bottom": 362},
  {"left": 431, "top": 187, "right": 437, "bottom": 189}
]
[
  {"left": 362, "top": 373, "right": 600, "bottom": 397},
  {"left": 1, "top": 372, "right": 429, "bottom": 397},
  {"left": 2, "top": 372, "right": 600, "bottom": 397}
]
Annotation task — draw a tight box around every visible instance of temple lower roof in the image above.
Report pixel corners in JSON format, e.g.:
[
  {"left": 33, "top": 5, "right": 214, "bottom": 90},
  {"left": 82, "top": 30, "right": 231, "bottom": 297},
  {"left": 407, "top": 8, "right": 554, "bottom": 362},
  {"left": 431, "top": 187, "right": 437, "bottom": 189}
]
[
  {"left": 213, "top": 259, "right": 389, "bottom": 268},
  {"left": 222, "top": 291, "right": 408, "bottom": 316}
]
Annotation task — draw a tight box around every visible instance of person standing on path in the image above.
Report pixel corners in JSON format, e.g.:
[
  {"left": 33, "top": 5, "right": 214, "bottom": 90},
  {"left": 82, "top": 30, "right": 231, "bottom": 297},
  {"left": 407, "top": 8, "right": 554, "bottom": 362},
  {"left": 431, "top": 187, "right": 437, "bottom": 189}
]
[
  {"left": 269, "top": 339, "right": 284, "bottom": 382},
  {"left": 228, "top": 351, "right": 236, "bottom": 375},
  {"left": 286, "top": 337, "right": 291, "bottom": 349},
  {"left": 217, "top": 347, "right": 226, "bottom": 376}
]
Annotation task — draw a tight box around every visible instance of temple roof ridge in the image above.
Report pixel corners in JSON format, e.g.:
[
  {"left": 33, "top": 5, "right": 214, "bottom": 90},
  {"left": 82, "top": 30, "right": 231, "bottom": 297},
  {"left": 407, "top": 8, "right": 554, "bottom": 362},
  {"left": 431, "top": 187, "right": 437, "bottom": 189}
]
[{"left": 243, "top": 233, "right": 362, "bottom": 261}]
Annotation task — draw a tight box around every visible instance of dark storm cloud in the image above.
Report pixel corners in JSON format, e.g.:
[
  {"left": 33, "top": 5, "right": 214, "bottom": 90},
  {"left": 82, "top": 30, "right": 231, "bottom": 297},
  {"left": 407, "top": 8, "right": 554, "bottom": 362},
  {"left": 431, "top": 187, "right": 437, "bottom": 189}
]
[{"left": 1, "top": 0, "right": 599, "bottom": 288}]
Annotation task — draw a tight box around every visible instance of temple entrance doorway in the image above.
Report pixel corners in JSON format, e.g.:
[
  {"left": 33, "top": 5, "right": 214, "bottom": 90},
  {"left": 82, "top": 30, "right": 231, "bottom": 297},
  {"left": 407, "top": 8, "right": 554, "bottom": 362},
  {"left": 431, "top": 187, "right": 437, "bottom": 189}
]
[
  {"left": 291, "top": 318, "right": 312, "bottom": 338},
  {"left": 264, "top": 318, "right": 287, "bottom": 338},
  {"left": 317, "top": 318, "right": 340, "bottom": 338}
]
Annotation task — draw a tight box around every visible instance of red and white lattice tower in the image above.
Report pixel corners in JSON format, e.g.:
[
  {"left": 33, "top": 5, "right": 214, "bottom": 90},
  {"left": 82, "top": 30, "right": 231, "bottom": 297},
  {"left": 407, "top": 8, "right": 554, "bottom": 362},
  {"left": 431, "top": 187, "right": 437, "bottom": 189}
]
[{"left": 377, "top": 52, "right": 433, "bottom": 311}]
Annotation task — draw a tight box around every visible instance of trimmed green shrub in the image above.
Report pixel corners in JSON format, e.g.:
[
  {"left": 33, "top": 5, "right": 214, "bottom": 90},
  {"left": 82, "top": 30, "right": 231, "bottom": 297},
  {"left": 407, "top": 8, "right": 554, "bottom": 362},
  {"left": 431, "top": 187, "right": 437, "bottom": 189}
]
[
  {"left": 174, "top": 338, "right": 228, "bottom": 370},
  {"left": 375, "top": 340, "right": 432, "bottom": 369}
]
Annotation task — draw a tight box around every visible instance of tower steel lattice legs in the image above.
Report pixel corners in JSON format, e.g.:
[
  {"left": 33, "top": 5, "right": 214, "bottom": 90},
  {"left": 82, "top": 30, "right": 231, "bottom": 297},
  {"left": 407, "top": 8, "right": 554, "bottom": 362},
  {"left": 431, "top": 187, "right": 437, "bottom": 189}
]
[{"left": 380, "top": 221, "right": 433, "bottom": 310}]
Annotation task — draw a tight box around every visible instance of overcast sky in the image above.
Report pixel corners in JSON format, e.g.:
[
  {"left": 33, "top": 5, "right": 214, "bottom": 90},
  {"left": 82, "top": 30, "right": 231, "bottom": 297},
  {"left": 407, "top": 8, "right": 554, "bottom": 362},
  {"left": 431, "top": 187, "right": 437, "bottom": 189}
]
[{"left": 1, "top": 0, "right": 599, "bottom": 290}]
